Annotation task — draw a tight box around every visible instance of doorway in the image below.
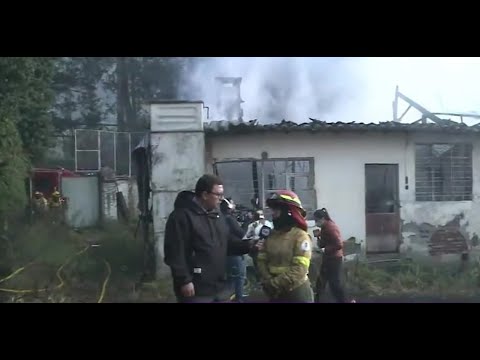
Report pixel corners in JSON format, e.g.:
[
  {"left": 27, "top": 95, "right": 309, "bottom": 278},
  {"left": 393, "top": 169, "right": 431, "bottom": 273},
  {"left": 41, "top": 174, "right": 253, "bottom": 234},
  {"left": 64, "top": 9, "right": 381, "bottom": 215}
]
[{"left": 365, "top": 164, "right": 400, "bottom": 253}]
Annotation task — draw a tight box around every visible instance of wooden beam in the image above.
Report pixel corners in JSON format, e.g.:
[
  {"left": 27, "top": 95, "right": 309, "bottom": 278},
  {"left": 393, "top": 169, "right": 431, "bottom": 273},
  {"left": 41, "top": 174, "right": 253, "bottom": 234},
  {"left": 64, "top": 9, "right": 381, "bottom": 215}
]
[
  {"left": 397, "top": 90, "right": 444, "bottom": 124},
  {"left": 393, "top": 86, "right": 399, "bottom": 122},
  {"left": 398, "top": 105, "right": 412, "bottom": 122}
]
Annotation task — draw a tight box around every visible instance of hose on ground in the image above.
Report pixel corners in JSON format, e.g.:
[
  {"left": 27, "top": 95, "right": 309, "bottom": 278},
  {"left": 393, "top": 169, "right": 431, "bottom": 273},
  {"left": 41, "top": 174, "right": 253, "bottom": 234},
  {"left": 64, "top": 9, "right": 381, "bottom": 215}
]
[{"left": 0, "top": 245, "right": 111, "bottom": 303}]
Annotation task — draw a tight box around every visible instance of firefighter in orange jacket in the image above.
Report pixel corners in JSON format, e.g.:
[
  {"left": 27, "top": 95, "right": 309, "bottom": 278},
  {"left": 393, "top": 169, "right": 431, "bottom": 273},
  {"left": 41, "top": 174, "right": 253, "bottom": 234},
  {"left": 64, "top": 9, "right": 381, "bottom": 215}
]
[{"left": 256, "top": 190, "right": 314, "bottom": 303}]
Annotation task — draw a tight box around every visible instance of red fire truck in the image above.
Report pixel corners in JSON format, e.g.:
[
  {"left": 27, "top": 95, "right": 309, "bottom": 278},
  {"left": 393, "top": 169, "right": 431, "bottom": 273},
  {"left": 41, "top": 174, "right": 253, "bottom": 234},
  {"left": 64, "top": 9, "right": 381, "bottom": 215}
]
[{"left": 28, "top": 167, "right": 79, "bottom": 199}]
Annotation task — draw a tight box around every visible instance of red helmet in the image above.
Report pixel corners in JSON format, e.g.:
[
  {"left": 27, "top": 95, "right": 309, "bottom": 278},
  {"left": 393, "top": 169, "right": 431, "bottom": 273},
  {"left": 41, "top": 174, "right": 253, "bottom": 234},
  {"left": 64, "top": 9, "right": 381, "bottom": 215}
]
[{"left": 266, "top": 190, "right": 306, "bottom": 218}]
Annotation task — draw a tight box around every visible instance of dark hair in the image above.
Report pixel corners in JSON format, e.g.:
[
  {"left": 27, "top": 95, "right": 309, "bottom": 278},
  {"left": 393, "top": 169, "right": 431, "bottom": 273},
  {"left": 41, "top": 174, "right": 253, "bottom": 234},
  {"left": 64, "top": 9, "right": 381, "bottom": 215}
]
[
  {"left": 195, "top": 174, "right": 223, "bottom": 196},
  {"left": 314, "top": 208, "right": 331, "bottom": 221}
]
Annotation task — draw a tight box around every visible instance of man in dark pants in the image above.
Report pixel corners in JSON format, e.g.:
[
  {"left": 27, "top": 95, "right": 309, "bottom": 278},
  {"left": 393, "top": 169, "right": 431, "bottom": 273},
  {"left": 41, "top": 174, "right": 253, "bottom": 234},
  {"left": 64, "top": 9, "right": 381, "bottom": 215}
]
[
  {"left": 164, "top": 174, "right": 254, "bottom": 303},
  {"left": 220, "top": 198, "right": 247, "bottom": 302},
  {"left": 313, "top": 208, "right": 354, "bottom": 303}
]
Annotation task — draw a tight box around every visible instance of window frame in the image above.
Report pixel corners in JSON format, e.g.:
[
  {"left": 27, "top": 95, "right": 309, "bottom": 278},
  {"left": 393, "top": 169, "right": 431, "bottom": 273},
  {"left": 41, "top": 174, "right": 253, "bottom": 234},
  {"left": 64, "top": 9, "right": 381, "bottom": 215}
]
[
  {"left": 213, "top": 157, "right": 317, "bottom": 218},
  {"left": 414, "top": 142, "right": 473, "bottom": 202}
]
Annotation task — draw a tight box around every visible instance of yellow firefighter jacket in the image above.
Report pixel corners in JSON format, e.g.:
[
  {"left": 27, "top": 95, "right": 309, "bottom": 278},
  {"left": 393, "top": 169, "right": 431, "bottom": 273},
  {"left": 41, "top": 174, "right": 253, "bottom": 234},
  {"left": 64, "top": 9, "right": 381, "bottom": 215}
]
[
  {"left": 49, "top": 192, "right": 63, "bottom": 208},
  {"left": 256, "top": 226, "right": 312, "bottom": 295},
  {"left": 34, "top": 197, "right": 48, "bottom": 211}
]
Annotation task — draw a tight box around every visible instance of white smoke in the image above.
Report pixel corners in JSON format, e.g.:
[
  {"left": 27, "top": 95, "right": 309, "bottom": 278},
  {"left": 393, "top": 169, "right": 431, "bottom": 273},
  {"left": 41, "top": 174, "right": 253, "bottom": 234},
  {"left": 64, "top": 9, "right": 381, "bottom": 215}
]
[
  {"left": 179, "top": 57, "right": 362, "bottom": 123},
  {"left": 179, "top": 57, "right": 480, "bottom": 125},
  {"left": 355, "top": 57, "right": 480, "bottom": 125}
]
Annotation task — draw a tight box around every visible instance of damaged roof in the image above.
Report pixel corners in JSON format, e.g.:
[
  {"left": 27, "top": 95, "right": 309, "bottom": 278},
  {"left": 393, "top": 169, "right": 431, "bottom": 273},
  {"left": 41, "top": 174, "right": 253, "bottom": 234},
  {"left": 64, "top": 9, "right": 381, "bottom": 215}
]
[{"left": 204, "top": 119, "right": 480, "bottom": 136}]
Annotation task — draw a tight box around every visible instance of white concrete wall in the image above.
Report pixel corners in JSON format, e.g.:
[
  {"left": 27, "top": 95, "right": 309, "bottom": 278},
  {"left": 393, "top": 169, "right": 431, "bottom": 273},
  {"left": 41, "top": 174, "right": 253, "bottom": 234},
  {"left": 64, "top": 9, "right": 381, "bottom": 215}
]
[
  {"left": 101, "top": 179, "right": 139, "bottom": 222},
  {"left": 150, "top": 102, "right": 205, "bottom": 276},
  {"left": 102, "top": 181, "right": 118, "bottom": 220},
  {"left": 117, "top": 179, "right": 139, "bottom": 216},
  {"left": 399, "top": 133, "right": 480, "bottom": 258},
  {"left": 207, "top": 131, "right": 480, "bottom": 257}
]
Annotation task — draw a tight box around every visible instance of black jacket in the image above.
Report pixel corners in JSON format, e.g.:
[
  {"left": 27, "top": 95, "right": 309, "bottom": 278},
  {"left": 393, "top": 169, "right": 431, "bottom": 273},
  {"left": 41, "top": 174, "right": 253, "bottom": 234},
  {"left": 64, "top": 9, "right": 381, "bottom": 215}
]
[
  {"left": 164, "top": 191, "right": 251, "bottom": 297},
  {"left": 224, "top": 214, "right": 246, "bottom": 240}
]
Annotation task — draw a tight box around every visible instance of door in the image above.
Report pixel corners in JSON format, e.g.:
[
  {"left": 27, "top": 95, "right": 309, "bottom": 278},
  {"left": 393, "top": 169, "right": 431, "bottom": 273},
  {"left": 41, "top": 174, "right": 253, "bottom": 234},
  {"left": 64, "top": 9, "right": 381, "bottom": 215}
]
[
  {"left": 365, "top": 164, "right": 400, "bottom": 253},
  {"left": 62, "top": 176, "right": 100, "bottom": 228}
]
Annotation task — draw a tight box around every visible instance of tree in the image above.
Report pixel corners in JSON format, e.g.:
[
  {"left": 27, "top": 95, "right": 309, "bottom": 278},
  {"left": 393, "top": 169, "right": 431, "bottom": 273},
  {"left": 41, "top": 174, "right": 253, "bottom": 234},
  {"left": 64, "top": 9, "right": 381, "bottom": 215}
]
[
  {"left": 52, "top": 57, "right": 194, "bottom": 132},
  {"left": 0, "top": 116, "right": 28, "bottom": 218},
  {"left": 109, "top": 57, "right": 192, "bottom": 130},
  {"left": 0, "top": 57, "right": 56, "bottom": 164},
  {"left": 0, "top": 57, "right": 56, "bottom": 225}
]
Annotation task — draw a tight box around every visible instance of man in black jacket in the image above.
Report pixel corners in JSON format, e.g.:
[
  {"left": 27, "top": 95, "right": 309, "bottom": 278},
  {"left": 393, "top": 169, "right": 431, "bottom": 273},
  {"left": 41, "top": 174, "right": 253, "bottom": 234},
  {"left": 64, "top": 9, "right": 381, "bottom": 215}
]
[{"left": 164, "top": 174, "right": 253, "bottom": 303}]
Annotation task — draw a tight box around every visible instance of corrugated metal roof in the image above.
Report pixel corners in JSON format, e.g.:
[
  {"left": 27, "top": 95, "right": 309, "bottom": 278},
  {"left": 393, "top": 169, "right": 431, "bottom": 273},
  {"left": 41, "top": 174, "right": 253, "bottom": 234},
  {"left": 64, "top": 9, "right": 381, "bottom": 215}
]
[{"left": 204, "top": 119, "right": 480, "bottom": 136}]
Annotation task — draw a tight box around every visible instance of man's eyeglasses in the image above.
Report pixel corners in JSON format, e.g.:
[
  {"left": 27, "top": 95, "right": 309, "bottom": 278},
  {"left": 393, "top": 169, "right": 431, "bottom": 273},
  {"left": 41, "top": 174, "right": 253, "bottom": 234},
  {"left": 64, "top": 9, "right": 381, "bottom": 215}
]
[{"left": 209, "top": 192, "right": 224, "bottom": 199}]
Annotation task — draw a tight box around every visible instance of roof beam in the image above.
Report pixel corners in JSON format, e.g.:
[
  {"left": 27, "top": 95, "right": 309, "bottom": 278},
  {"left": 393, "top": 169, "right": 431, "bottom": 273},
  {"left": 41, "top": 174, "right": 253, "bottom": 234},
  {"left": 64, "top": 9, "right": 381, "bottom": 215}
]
[{"left": 394, "top": 87, "right": 444, "bottom": 124}]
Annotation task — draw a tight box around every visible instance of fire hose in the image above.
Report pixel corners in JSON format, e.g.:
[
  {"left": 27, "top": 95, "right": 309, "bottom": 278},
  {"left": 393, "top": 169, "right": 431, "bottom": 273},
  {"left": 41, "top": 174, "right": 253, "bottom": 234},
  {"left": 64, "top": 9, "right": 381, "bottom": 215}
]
[{"left": 0, "top": 244, "right": 111, "bottom": 303}]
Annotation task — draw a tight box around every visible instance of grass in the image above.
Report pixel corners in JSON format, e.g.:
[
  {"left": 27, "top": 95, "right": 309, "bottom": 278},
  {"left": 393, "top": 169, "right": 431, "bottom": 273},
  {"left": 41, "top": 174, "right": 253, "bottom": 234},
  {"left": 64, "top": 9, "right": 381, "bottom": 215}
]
[
  {"left": 0, "top": 218, "right": 173, "bottom": 303},
  {"left": 344, "top": 258, "right": 480, "bottom": 299},
  {"left": 5, "top": 217, "right": 480, "bottom": 303}
]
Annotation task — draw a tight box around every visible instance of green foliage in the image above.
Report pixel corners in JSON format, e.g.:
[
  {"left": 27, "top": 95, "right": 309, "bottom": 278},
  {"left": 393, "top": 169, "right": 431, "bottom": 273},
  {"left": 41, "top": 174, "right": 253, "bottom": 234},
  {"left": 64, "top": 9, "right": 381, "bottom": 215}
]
[
  {"left": 0, "top": 57, "right": 56, "bottom": 163},
  {"left": 16, "top": 58, "right": 56, "bottom": 163},
  {"left": 0, "top": 221, "right": 148, "bottom": 302},
  {"left": 0, "top": 116, "right": 29, "bottom": 217},
  {"left": 51, "top": 57, "right": 195, "bottom": 131},
  {"left": 93, "top": 221, "right": 144, "bottom": 279}
]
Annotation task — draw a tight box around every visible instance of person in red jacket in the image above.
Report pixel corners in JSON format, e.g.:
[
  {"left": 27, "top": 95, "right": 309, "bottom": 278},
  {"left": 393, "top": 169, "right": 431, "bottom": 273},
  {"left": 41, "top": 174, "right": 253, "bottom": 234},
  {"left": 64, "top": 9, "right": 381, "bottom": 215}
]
[{"left": 313, "top": 208, "right": 354, "bottom": 303}]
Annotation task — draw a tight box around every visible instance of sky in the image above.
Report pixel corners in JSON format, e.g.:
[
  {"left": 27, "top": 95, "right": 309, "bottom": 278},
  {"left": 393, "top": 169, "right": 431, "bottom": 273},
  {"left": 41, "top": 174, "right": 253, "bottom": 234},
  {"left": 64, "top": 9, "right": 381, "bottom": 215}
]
[{"left": 179, "top": 57, "right": 480, "bottom": 125}]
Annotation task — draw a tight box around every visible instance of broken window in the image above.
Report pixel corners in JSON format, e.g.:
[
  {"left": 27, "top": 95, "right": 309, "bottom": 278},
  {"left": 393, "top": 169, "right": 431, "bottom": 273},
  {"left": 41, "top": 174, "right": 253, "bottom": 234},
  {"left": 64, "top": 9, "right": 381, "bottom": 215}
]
[
  {"left": 214, "top": 161, "right": 259, "bottom": 212},
  {"left": 259, "top": 159, "right": 315, "bottom": 217},
  {"left": 214, "top": 158, "right": 316, "bottom": 219},
  {"left": 415, "top": 143, "right": 472, "bottom": 201}
]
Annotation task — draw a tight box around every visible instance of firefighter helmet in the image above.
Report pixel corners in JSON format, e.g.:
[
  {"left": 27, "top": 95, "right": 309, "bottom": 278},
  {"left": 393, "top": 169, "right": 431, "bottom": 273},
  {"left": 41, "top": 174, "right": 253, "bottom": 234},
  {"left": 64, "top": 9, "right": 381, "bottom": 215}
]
[{"left": 266, "top": 190, "right": 306, "bottom": 217}]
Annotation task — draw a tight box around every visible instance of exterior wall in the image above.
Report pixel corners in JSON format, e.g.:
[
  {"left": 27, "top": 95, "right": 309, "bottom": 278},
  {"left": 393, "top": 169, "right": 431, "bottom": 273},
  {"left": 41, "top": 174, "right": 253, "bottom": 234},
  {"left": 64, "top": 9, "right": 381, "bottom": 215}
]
[
  {"left": 400, "top": 133, "right": 480, "bottom": 260},
  {"left": 207, "top": 131, "right": 480, "bottom": 259},
  {"left": 101, "top": 178, "right": 139, "bottom": 221},
  {"left": 102, "top": 180, "right": 118, "bottom": 220},
  {"left": 117, "top": 179, "right": 139, "bottom": 217},
  {"left": 150, "top": 102, "right": 206, "bottom": 276}
]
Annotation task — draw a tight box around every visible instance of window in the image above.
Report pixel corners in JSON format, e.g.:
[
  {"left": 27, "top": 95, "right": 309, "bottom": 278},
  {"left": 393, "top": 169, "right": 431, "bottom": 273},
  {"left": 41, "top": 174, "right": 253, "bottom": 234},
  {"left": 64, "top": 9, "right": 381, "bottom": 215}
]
[
  {"left": 214, "top": 161, "right": 259, "bottom": 211},
  {"left": 214, "top": 158, "right": 316, "bottom": 219},
  {"left": 415, "top": 143, "right": 472, "bottom": 201},
  {"left": 259, "top": 159, "right": 316, "bottom": 218}
]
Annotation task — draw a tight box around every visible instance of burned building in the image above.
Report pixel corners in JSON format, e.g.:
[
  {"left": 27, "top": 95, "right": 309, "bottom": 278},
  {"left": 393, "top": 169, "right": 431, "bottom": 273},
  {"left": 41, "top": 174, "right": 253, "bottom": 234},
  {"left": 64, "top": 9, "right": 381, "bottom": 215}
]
[
  {"left": 146, "top": 95, "right": 480, "bottom": 274},
  {"left": 204, "top": 118, "right": 480, "bottom": 261}
]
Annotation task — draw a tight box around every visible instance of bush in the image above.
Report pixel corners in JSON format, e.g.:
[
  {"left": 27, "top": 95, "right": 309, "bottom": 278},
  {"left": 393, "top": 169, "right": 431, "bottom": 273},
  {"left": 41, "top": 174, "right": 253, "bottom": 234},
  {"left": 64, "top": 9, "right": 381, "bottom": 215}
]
[
  {"left": 0, "top": 116, "right": 29, "bottom": 220},
  {"left": 0, "top": 219, "right": 147, "bottom": 302}
]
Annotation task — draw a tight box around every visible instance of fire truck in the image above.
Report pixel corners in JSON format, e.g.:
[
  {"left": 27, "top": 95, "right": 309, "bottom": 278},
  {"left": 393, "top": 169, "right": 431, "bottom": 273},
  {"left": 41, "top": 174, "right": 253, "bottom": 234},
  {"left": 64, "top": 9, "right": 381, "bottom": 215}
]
[{"left": 28, "top": 167, "right": 79, "bottom": 199}]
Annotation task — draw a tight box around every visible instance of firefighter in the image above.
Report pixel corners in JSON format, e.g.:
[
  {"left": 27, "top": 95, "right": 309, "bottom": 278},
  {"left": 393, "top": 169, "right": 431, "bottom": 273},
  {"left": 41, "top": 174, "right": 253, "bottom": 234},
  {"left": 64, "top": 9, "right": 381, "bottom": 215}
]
[
  {"left": 32, "top": 191, "right": 48, "bottom": 216},
  {"left": 256, "top": 190, "right": 314, "bottom": 303},
  {"left": 49, "top": 188, "right": 64, "bottom": 208},
  {"left": 49, "top": 188, "right": 64, "bottom": 224}
]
